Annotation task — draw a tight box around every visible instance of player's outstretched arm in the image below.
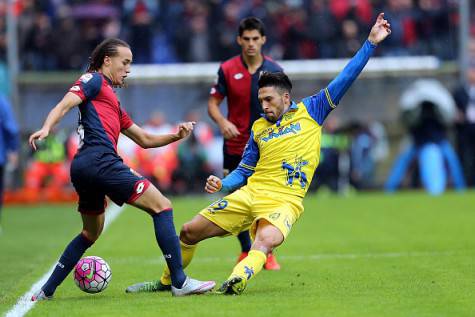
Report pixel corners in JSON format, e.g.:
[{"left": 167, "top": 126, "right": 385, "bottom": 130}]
[
  {"left": 29, "top": 92, "right": 82, "bottom": 150},
  {"left": 123, "top": 121, "right": 196, "bottom": 149},
  {"left": 325, "top": 13, "right": 391, "bottom": 106}
]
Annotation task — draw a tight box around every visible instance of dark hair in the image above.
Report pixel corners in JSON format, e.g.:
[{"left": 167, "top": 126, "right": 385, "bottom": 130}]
[
  {"left": 238, "top": 17, "right": 265, "bottom": 36},
  {"left": 87, "top": 38, "right": 130, "bottom": 72},
  {"left": 258, "top": 72, "right": 292, "bottom": 94}
]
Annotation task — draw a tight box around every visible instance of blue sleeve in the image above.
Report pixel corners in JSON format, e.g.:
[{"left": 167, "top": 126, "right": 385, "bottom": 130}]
[
  {"left": 80, "top": 73, "right": 102, "bottom": 100},
  {"left": 302, "top": 40, "right": 376, "bottom": 125},
  {"left": 221, "top": 132, "right": 259, "bottom": 192},
  {"left": 0, "top": 95, "right": 19, "bottom": 152}
]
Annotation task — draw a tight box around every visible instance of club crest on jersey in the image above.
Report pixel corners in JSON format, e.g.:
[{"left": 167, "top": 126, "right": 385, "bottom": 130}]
[
  {"left": 269, "top": 212, "right": 280, "bottom": 220},
  {"left": 80, "top": 73, "right": 93, "bottom": 83},
  {"left": 282, "top": 109, "right": 297, "bottom": 121},
  {"left": 282, "top": 157, "right": 309, "bottom": 189},
  {"left": 234, "top": 73, "right": 243, "bottom": 80},
  {"left": 260, "top": 122, "right": 301, "bottom": 142}
]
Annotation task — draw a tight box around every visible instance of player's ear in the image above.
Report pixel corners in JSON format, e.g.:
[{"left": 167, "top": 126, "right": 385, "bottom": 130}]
[
  {"left": 282, "top": 92, "right": 290, "bottom": 104},
  {"left": 261, "top": 35, "right": 267, "bottom": 45},
  {"left": 104, "top": 55, "right": 111, "bottom": 66},
  {"left": 236, "top": 35, "right": 242, "bottom": 46}
]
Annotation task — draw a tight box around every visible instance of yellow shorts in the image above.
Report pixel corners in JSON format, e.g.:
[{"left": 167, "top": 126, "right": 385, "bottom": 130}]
[{"left": 199, "top": 186, "right": 304, "bottom": 241}]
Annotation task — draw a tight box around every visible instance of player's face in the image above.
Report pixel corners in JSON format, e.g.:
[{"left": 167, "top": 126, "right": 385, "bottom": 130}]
[
  {"left": 105, "top": 46, "right": 133, "bottom": 86},
  {"left": 237, "top": 30, "right": 266, "bottom": 58},
  {"left": 258, "top": 86, "right": 290, "bottom": 123}
]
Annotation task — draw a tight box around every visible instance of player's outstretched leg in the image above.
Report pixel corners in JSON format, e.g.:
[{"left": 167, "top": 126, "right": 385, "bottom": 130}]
[
  {"left": 31, "top": 213, "right": 102, "bottom": 301},
  {"left": 126, "top": 240, "right": 197, "bottom": 293}
]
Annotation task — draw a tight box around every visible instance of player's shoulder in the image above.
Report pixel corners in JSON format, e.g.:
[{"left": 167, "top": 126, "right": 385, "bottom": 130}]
[
  {"left": 251, "top": 116, "right": 271, "bottom": 131},
  {"left": 220, "top": 55, "right": 242, "bottom": 71},
  {"left": 76, "top": 72, "right": 103, "bottom": 87},
  {"left": 263, "top": 55, "right": 283, "bottom": 72}
]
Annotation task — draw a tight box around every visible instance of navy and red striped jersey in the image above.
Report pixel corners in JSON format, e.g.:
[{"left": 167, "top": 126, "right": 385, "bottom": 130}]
[
  {"left": 69, "top": 72, "right": 133, "bottom": 153},
  {"left": 210, "top": 55, "right": 282, "bottom": 156}
]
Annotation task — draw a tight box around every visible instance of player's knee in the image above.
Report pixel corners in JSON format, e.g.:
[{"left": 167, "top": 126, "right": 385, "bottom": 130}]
[
  {"left": 81, "top": 229, "right": 100, "bottom": 243},
  {"left": 253, "top": 234, "right": 281, "bottom": 252},
  {"left": 149, "top": 197, "right": 172, "bottom": 215},
  {"left": 180, "top": 222, "right": 199, "bottom": 244}
]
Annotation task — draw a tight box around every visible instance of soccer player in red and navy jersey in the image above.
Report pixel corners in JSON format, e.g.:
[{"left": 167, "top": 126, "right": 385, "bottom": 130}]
[
  {"left": 208, "top": 17, "right": 283, "bottom": 270},
  {"left": 29, "top": 38, "right": 215, "bottom": 301}
]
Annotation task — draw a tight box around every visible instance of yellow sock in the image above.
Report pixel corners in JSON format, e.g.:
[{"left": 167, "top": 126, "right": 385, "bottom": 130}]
[
  {"left": 229, "top": 250, "right": 266, "bottom": 282},
  {"left": 160, "top": 241, "right": 197, "bottom": 286}
]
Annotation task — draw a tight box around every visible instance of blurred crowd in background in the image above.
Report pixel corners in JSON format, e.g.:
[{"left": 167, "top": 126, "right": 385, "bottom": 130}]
[
  {"left": 0, "top": 0, "right": 474, "bottom": 202},
  {"left": 0, "top": 0, "right": 464, "bottom": 71}
]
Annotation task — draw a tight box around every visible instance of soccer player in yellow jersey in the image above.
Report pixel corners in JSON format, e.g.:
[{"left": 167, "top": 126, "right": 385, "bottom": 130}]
[{"left": 127, "top": 13, "right": 391, "bottom": 295}]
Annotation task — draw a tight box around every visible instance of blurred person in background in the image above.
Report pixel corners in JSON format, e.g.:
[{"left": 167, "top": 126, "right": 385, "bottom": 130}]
[
  {"left": 454, "top": 65, "right": 475, "bottom": 187},
  {"left": 0, "top": 93, "right": 19, "bottom": 232},
  {"left": 313, "top": 115, "right": 350, "bottom": 193},
  {"left": 136, "top": 111, "right": 177, "bottom": 191},
  {"left": 385, "top": 79, "right": 466, "bottom": 195},
  {"left": 24, "top": 128, "right": 69, "bottom": 202},
  {"left": 208, "top": 16, "right": 282, "bottom": 270},
  {"left": 453, "top": 40, "right": 475, "bottom": 187},
  {"left": 172, "top": 110, "right": 213, "bottom": 194}
]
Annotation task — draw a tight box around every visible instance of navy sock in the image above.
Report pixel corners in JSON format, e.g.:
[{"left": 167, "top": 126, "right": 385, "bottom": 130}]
[
  {"left": 152, "top": 209, "right": 186, "bottom": 288},
  {"left": 237, "top": 230, "right": 252, "bottom": 252},
  {"left": 42, "top": 233, "right": 94, "bottom": 296}
]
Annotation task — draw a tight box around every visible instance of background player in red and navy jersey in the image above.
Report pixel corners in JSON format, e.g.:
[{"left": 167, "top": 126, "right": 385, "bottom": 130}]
[
  {"left": 208, "top": 17, "right": 282, "bottom": 270},
  {"left": 29, "top": 38, "right": 215, "bottom": 301}
]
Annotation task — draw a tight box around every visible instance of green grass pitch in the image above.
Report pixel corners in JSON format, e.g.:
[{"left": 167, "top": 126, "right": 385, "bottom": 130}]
[{"left": 1, "top": 191, "right": 474, "bottom": 317}]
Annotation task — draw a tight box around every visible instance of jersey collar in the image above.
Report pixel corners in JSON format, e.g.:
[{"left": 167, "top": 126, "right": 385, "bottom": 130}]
[
  {"left": 240, "top": 54, "right": 265, "bottom": 74},
  {"left": 261, "top": 101, "right": 298, "bottom": 126}
]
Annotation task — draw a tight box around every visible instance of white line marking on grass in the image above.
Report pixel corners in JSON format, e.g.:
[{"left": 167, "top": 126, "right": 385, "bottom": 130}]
[
  {"left": 112, "top": 250, "right": 467, "bottom": 265},
  {"left": 5, "top": 203, "right": 125, "bottom": 317}
]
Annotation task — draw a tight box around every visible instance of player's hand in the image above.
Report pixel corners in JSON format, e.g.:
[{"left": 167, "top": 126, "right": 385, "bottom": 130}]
[
  {"left": 219, "top": 119, "right": 240, "bottom": 140},
  {"left": 176, "top": 121, "right": 196, "bottom": 139},
  {"left": 29, "top": 128, "right": 49, "bottom": 151},
  {"left": 205, "top": 175, "right": 222, "bottom": 193},
  {"left": 368, "top": 13, "right": 391, "bottom": 45}
]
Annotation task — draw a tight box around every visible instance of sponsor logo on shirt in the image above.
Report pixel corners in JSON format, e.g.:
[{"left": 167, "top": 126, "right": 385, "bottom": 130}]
[
  {"left": 259, "top": 122, "right": 302, "bottom": 142},
  {"left": 135, "top": 181, "right": 145, "bottom": 194},
  {"left": 234, "top": 73, "right": 243, "bottom": 80}
]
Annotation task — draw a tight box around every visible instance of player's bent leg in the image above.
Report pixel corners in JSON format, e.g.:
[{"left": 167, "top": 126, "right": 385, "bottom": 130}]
[
  {"left": 217, "top": 220, "right": 283, "bottom": 295},
  {"left": 33, "top": 213, "right": 103, "bottom": 301}
]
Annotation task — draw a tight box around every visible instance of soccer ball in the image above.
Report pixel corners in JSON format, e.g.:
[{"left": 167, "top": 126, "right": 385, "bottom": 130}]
[{"left": 73, "top": 256, "right": 112, "bottom": 293}]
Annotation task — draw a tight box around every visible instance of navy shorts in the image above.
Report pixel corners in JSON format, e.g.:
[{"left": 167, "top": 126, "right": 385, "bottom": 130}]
[{"left": 70, "top": 150, "right": 150, "bottom": 214}]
